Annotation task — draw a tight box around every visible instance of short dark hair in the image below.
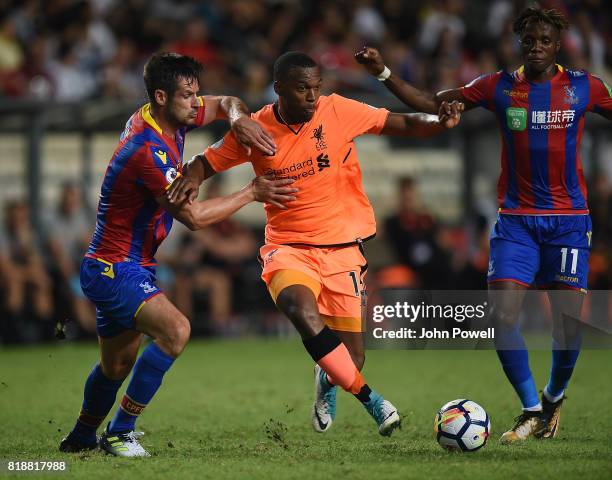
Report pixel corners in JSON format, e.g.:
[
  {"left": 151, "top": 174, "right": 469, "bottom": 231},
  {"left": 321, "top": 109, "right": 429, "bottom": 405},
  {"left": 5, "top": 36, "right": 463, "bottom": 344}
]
[
  {"left": 513, "top": 7, "right": 569, "bottom": 36},
  {"left": 143, "top": 52, "right": 203, "bottom": 104},
  {"left": 273, "top": 51, "right": 318, "bottom": 82}
]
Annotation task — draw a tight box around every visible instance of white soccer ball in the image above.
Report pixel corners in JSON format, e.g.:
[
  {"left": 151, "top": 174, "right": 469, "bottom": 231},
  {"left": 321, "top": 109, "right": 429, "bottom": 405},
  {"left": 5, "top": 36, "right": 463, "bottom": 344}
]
[{"left": 434, "top": 399, "right": 490, "bottom": 452}]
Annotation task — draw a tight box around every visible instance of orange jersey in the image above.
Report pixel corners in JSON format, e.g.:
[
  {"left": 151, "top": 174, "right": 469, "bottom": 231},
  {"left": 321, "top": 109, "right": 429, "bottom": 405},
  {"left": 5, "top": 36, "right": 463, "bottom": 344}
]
[{"left": 204, "top": 94, "right": 389, "bottom": 246}]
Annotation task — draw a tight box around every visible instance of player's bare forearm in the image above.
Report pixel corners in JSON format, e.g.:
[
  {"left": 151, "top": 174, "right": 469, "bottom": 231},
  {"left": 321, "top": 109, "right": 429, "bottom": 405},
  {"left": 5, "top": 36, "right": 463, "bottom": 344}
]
[
  {"left": 219, "top": 96, "right": 249, "bottom": 124},
  {"left": 160, "top": 184, "right": 254, "bottom": 230},
  {"left": 184, "top": 186, "right": 255, "bottom": 230},
  {"left": 383, "top": 73, "right": 440, "bottom": 114},
  {"left": 381, "top": 112, "right": 445, "bottom": 137},
  {"left": 355, "top": 46, "right": 466, "bottom": 113},
  {"left": 201, "top": 96, "right": 275, "bottom": 155},
  {"left": 221, "top": 97, "right": 276, "bottom": 155},
  {"left": 160, "top": 176, "right": 297, "bottom": 230},
  {"left": 381, "top": 101, "right": 463, "bottom": 137}
]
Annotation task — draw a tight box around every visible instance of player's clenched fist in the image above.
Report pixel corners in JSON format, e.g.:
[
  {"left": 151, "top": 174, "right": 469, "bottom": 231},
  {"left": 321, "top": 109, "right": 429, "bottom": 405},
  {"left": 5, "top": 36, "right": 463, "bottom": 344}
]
[
  {"left": 166, "top": 172, "right": 199, "bottom": 205},
  {"left": 249, "top": 175, "right": 298, "bottom": 210},
  {"left": 438, "top": 101, "right": 464, "bottom": 129},
  {"left": 354, "top": 46, "right": 385, "bottom": 76}
]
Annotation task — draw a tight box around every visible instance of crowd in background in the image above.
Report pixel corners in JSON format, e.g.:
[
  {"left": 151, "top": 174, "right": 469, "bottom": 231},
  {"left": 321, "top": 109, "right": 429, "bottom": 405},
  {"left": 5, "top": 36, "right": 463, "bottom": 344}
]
[
  {"left": 0, "top": 0, "right": 610, "bottom": 343},
  {"left": 1, "top": 174, "right": 611, "bottom": 344},
  {"left": 0, "top": 0, "right": 610, "bottom": 102}
]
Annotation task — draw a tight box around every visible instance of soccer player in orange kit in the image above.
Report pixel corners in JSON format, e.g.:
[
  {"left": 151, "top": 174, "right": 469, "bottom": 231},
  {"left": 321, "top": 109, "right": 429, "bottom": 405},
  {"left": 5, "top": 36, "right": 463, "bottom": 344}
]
[{"left": 168, "top": 51, "right": 462, "bottom": 436}]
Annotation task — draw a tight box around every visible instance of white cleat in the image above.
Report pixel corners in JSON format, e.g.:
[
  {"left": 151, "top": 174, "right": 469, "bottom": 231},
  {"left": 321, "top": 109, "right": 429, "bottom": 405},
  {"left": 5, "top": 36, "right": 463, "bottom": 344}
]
[
  {"left": 311, "top": 365, "right": 337, "bottom": 433},
  {"left": 99, "top": 427, "right": 150, "bottom": 457},
  {"left": 365, "top": 396, "right": 401, "bottom": 437}
]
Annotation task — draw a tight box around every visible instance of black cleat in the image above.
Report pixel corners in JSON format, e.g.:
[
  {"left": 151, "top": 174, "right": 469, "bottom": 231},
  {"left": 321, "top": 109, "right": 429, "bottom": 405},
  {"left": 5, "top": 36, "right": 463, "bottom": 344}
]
[{"left": 59, "top": 435, "right": 97, "bottom": 453}]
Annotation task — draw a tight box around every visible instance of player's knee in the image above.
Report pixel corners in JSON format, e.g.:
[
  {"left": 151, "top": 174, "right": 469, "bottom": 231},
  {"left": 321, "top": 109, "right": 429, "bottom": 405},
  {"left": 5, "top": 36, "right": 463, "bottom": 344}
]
[
  {"left": 490, "top": 307, "right": 519, "bottom": 329},
  {"left": 286, "top": 303, "right": 321, "bottom": 335},
  {"left": 162, "top": 318, "right": 191, "bottom": 358}
]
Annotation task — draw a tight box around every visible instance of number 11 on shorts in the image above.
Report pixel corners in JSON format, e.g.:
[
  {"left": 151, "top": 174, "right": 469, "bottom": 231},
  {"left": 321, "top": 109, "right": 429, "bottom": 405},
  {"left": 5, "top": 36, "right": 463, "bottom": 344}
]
[{"left": 560, "top": 247, "right": 578, "bottom": 274}]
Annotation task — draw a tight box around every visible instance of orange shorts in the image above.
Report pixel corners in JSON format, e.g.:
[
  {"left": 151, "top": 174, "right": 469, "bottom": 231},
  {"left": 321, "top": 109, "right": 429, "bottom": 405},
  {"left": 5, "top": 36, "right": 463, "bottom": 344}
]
[{"left": 260, "top": 243, "right": 367, "bottom": 333}]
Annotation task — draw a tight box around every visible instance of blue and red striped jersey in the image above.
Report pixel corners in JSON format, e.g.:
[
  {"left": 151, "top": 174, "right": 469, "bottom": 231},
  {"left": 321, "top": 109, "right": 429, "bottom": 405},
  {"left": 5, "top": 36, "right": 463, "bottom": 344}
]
[
  {"left": 461, "top": 65, "right": 612, "bottom": 214},
  {"left": 86, "top": 98, "right": 206, "bottom": 265}
]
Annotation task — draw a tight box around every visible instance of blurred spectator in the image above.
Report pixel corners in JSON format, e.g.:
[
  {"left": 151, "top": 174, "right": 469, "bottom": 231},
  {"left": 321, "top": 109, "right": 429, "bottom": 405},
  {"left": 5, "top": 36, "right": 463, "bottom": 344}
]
[
  {"left": 101, "top": 38, "right": 142, "bottom": 99},
  {"left": 44, "top": 182, "right": 95, "bottom": 335},
  {"left": 0, "top": 200, "right": 53, "bottom": 343},
  {"left": 173, "top": 180, "right": 260, "bottom": 335},
  {"left": 0, "top": 12, "right": 24, "bottom": 78},
  {"left": 48, "top": 42, "right": 96, "bottom": 101},
  {"left": 587, "top": 174, "right": 612, "bottom": 290},
  {"left": 383, "top": 177, "right": 452, "bottom": 288},
  {"left": 418, "top": 0, "right": 466, "bottom": 55},
  {"left": 1, "top": 34, "right": 53, "bottom": 98},
  {"left": 454, "top": 215, "right": 491, "bottom": 290},
  {"left": 0, "top": 0, "right": 608, "bottom": 100}
]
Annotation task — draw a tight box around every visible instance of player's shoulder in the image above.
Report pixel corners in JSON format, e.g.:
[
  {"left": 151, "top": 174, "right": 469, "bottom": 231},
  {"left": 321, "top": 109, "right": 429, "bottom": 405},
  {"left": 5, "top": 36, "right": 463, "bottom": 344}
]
[
  {"left": 464, "top": 70, "right": 503, "bottom": 88},
  {"left": 563, "top": 67, "right": 590, "bottom": 78},
  {"left": 119, "top": 106, "right": 161, "bottom": 147},
  {"left": 251, "top": 103, "right": 277, "bottom": 123},
  {"left": 327, "top": 93, "right": 378, "bottom": 111},
  {"left": 327, "top": 93, "right": 350, "bottom": 105}
]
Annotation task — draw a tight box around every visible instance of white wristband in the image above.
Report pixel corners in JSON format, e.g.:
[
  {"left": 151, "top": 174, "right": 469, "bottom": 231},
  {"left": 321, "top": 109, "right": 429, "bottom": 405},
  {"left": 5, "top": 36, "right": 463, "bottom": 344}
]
[{"left": 376, "top": 66, "right": 391, "bottom": 81}]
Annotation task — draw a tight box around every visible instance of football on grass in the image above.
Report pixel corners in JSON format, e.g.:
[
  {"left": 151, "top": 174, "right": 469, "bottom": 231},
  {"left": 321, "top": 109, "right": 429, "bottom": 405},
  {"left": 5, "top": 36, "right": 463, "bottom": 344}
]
[{"left": 434, "top": 399, "right": 490, "bottom": 452}]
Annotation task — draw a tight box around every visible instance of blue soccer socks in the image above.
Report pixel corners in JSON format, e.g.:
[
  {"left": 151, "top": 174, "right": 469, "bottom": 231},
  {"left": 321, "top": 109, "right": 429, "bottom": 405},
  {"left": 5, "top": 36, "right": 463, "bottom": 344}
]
[
  {"left": 495, "top": 326, "right": 541, "bottom": 410},
  {"left": 544, "top": 336, "right": 581, "bottom": 401},
  {"left": 108, "top": 342, "right": 175, "bottom": 434},
  {"left": 70, "top": 364, "right": 125, "bottom": 445}
]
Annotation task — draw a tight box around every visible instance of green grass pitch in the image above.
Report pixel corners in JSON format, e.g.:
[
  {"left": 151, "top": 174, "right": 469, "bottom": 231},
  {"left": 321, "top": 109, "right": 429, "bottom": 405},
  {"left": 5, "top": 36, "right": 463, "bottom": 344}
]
[{"left": 1, "top": 339, "right": 611, "bottom": 479}]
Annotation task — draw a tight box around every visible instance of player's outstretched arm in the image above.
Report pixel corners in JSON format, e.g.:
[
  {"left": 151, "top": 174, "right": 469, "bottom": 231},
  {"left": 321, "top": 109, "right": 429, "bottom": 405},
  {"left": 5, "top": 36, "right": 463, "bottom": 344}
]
[
  {"left": 355, "top": 46, "right": 469, "bottom": 114},
  {"left": 381, "top": 101, "right": 464, "bottom": 137},
  {"left": 159, "top": 175, "right": 297, "bottom": 231},
  {"left": 201, "top": 96, "right": 276, "bottom": 156}
]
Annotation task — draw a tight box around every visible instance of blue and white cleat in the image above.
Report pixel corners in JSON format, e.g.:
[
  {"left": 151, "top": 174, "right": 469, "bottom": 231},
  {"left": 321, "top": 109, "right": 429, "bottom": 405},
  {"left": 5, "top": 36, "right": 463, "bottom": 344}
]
[
  {"left": 311, "top": 364, "right": 337, "bottom": 433},
  {"left": 364, "top": 394, "right": 401, "bottom": 437}
]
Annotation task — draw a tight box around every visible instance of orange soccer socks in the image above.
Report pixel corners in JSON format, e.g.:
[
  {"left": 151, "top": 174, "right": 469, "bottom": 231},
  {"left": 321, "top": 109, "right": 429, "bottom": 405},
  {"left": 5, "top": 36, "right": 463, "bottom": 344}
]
[{"left": 302, "top": 326, "right": 373, "bottom": 402}]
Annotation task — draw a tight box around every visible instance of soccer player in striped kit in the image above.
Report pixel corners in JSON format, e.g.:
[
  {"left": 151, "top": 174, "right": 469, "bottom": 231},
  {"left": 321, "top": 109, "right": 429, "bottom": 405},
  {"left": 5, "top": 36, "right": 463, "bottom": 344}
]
[
  {"left": 59, "top": 53, "right": 297, "bottom": 457},
  {"left": 356, "top": 7, "right": 612, "bottom": 442}
]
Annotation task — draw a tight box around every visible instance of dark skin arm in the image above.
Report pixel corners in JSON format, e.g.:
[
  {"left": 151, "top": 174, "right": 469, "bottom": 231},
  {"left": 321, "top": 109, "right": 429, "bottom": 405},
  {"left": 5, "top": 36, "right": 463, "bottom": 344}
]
[
  {"left": 167, "top": 100, "right": 461, "bottom": 206},
  {"left": 381, "top": 101, "right": 464, "bottom": 137},
  {"left": 215, "top": 96, "right": 276, "bottom": 155},
  {"left": 355, "top": 47, "right": 478, "bottom": 114},
  {"left": 158, "top": 175, "right": 297, "bottom": 231}
]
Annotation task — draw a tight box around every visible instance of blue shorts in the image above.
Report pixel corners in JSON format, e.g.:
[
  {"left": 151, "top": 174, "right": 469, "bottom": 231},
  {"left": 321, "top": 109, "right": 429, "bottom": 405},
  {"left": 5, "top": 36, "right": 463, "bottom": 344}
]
[
  {"left": 80, "top": 257, "right": 162, "bottom": 337},
  {"left": 488, "top": 214, "right": 592, "bottom": 291}
]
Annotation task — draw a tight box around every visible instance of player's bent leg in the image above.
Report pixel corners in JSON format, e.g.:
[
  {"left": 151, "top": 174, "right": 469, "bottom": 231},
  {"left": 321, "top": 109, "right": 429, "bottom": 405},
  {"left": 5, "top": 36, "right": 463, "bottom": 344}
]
[
  {"left": 59, "top": 330, "right": 142, "bottom": 453},
  {"left": 275, "top": 284, "right": 336, "bottom": 432},
  {"left": 276, "top": 285, "right": 400, "bottom": 436},
  {"left": 101, "top": 294, "right": 190, "bottom": 457},
  {"left": 334, "top": 330, "right": 365, "bottom": 371},
  {"left": 310, "top": 329, "right": 362, "bottom": 433}
]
